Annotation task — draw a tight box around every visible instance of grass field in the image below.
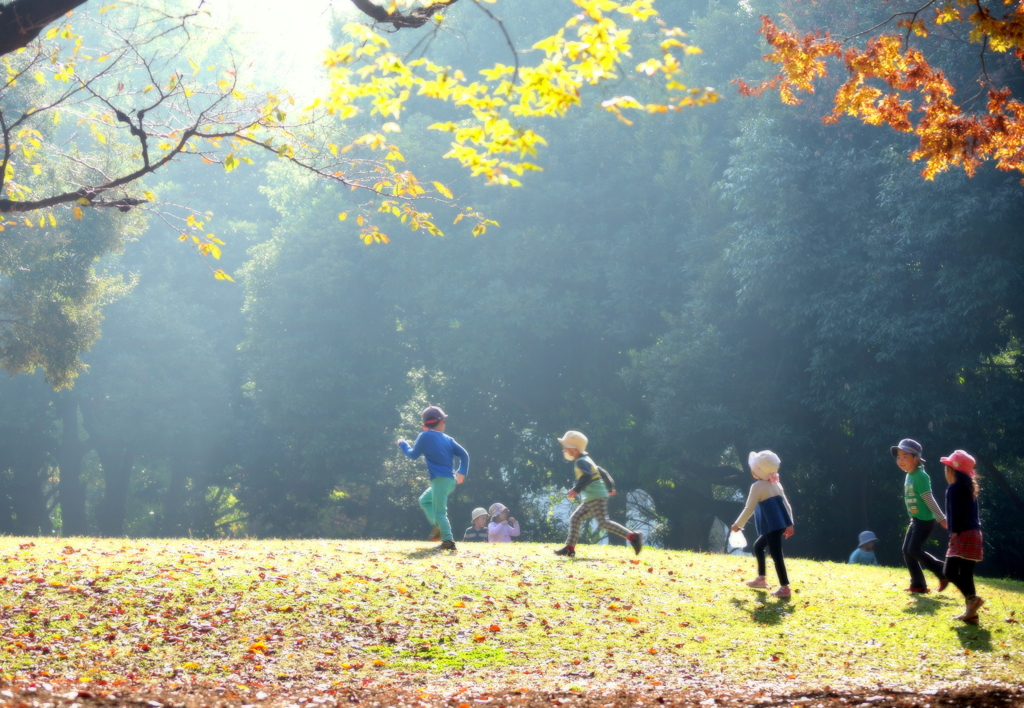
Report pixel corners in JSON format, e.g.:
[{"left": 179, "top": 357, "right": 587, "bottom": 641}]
[{"left": 0, "top": 538, "right": 1021, "bottom": 696}]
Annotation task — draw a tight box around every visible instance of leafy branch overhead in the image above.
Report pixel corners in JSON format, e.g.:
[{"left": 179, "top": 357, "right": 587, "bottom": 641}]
[
  {"left": 0, "top": 0, "right": 714, "bottom": 253},
  {"left": 738, "top": 0, "right": 1024, "bottom": 180},
  {"left": 337, "top": 0, "right": 717, "bottom": 189},
  {"left": 0, "top": 1, "right": 465, "bottom": 254}
]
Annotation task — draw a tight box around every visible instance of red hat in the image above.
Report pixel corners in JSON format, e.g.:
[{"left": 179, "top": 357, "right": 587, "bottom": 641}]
[{"left": 939, "top": 449, "right": 976, "bottom": 476}]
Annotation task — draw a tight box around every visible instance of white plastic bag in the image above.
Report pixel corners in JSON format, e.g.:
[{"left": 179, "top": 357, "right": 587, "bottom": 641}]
[{"left": 728, "top": 528, "right": 747, "bottom": 549}]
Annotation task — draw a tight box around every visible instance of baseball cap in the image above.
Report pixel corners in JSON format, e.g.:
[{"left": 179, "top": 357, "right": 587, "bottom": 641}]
[
  {"left": 940, "top": 449, "right": 977, "bottom": 476},
  {"left": 421, "top": 405, "right": 447, "bottom": 426}
]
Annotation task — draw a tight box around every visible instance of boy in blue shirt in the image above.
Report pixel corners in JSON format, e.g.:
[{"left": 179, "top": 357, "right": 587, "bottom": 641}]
[
  {"left": 849, "top": 530, "right": 879, "bottom": 565},
  {"left": 397, "top": 405, "right": 469, "bottom": 550}
]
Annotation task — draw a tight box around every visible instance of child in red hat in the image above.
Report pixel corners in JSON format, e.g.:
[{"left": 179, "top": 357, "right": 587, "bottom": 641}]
[{"left": 940, "top": 450, "right": 985, "bottom": 623}]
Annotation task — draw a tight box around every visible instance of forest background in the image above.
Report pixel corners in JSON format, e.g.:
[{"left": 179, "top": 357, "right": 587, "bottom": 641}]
[{"left": 2, "top": 0, "right": 1023, "bottom": 582}]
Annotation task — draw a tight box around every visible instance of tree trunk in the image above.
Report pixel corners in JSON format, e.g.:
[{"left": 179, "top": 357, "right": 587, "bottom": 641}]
[
  {"left": 163, "top": 451, "right": 201, "bottom": 537},
  {"left": 645, "top": 478, "right": 743, "bottom": 551},
  {"left": 95, "top": 441, "right": 134, "bottom": 537},
  {"left": 0, "top": 424, "right": 53, "bottom": 535},
  {"left": 54, "top": 395, "right": 90, "bottom": 535}
]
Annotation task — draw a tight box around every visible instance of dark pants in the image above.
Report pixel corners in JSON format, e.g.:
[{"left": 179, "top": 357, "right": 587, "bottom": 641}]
[
  {"left": 902, "top": 518, "right": 946, "bottom": 588},
  {"left": 943, "top": 556, "right": 976, "bottom": 599},
  {"left": 754, "top": 528, "right": 789, "bottom": 586}
]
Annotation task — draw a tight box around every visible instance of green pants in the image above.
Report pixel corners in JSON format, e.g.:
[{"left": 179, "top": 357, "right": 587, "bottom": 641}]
[{"left": 419, "top": 476, "right": 457, "bottom": 541}]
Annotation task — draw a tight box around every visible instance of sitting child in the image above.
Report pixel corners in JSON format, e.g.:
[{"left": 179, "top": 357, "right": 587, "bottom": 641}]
[
  {"left": 848, "top": 530, "right": 879, "bottom": 565},
  {"left": 487, "top": 503, "right": 521, "bottom": 542},
  {"left": 463, "top": 508, "right": 489, "bottom": 542}
]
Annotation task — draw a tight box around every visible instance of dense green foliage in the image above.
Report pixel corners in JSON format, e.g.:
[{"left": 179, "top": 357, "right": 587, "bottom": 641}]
[{"left": 0, "top": 0, "right": 1022, "bottom": 581}]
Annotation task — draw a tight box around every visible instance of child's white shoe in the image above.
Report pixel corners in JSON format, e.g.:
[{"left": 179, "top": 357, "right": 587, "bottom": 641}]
[
  {"left": 771, "top": 586, "right": 791, "bottom": 598},
  {"left": 746, "top": 577, "right": 768, "bottom": 589}
]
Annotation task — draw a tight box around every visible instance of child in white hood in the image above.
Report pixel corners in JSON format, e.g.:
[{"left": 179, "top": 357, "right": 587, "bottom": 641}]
[
  {"left": 487, "top": 503, "right": 521, "bottom": 542},
  {"left": 731, "top": 450, "right": 795, "bottom": 598}
]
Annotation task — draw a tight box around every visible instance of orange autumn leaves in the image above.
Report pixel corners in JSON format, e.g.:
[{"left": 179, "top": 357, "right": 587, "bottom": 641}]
[{"left": 738, "top": 1, "right": 1024, "bottom": 181}]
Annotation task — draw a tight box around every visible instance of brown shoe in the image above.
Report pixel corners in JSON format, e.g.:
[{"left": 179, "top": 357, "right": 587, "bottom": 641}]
[
  {"left": 954, "top": 596, "right": 984, "bottom": 621},
  {"left": 437, "top": 540, "right": 456, "bottom": 551},
  {"left": 964, "top": 595, "right": 985, "bottom": 620},
  {"left": 428, "top": 526, "right": 442, "bottom": 541}
]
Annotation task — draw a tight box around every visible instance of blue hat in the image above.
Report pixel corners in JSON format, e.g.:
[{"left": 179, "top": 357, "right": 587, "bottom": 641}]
[
  {"left": 858, "top": 530, "right": 878, "bottom": 546},
  {"left": 890, "top": 438, "right": 924, "bottom": 462}
]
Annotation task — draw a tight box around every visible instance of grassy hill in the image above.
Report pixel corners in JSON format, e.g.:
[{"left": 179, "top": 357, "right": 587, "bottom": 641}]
[{"left": 0, "top": 538, "right": 1020, "bottom": 696}]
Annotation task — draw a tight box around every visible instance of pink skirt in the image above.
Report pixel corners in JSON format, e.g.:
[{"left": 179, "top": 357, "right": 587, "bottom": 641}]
[{"left": 947, "top": 529, "right": 984, "bottom": 562}]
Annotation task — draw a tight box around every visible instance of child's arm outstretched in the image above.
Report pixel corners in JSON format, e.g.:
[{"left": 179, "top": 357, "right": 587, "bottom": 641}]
[
  {"left": 397, "top": 434, "right": 424, "bottom": 459},
  {"left": 731, "top": 483, "right": 762, "bottom": 532},
  {"left": 921, "top": 490, "right": 947, "bottom": 528}
]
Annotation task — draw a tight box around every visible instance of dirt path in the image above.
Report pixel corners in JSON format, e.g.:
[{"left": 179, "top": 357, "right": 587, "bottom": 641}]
[{"left": 2, "top": 682, "right": 1022, "bottom": 708}]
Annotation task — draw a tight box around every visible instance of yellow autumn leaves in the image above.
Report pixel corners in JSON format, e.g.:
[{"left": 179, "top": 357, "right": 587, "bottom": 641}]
[{"left": 325, "top": 0, "right": 714, "bottom": 188}]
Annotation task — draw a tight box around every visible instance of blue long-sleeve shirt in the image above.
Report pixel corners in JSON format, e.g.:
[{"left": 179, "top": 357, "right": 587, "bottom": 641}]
[{"left": 399, "top": 430, "right": 469, "bottom": 480}]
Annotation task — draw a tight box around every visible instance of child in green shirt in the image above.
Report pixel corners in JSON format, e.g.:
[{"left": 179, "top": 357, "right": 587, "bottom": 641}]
[{"left": 892, "top": 438, "right": 948, "bottom": 593}]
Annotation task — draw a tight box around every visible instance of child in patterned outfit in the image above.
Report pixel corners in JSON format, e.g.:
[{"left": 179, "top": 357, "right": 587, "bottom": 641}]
[
  {"left": 892, "top": 438, "right": 948, "bottom": 593},
  {"left": 940, "top": 450, "right": 985, "bottom": 623},
  {"left": 732, "top": 450, "right": 795, "bottom": 598},
  {"left": 553, "top": 430, "right": 642, "bottom": 558}
]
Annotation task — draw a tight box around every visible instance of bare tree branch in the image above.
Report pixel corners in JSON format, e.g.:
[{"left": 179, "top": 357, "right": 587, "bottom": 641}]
[{"left": 349, "top": 0, "right": 461, "bottom": 30}]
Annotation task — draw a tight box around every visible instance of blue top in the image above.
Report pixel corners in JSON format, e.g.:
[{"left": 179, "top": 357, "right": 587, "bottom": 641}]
[
  {"left": 399, "top": 430, "right": 469, "bottom": 480},
  {"left": 945, "top": 474, "right": 981, "bottom": 534},
  {"left": 848, "top": 548, "right": 878, "bottom": 565},
  {"left": 755, "top": 495, "right": 793, "bottom": 536}
]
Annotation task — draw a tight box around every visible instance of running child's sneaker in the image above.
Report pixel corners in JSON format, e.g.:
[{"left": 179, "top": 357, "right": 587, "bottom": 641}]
[
  {"left": 746, "top": 577, "right": 768, "bottom": 589},
  {"left": 629, "top": 532, "right": 643, "bottom": 555},
  {"left": 937, "top": 579, "right": 950, "bottom": 592},
  {"left": 771, "top": 586, "right": 791, "bottom": 598},
  {"left": 905, "top": 586, "right": 930, "bottom": 593},
  {"left": 554, "top": 546, "right": 575, "bottom": 557},
  {"left": 428, "top": 526, "right": 442, "bottom": 541},
  {"left": 437, "top": 540, "right": 456, "bottom": 551}
]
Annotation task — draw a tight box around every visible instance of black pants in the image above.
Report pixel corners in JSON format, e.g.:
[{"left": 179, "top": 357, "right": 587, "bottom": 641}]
[
  {"left": 754, "top": 528, "right": 789, "bottom": 586},
  {"left": 943, "top": 556, "right": 976, "bottom": 599},
  {"left": 902, "top": 518, "right": 946, "bottom": 588}
]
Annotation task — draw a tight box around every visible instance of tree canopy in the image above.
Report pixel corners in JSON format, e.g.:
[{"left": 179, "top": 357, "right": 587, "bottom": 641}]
[{"left": 739, "top": 0, "right": 1024, "bottom": 180}]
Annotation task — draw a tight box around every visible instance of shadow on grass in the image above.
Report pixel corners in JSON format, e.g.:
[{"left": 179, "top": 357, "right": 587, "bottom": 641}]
[
  {"left": 397, "top": 546, "right": 453, "bottom": 559},
  {"left": 901, "top": 594, "right": 943, "bottom": 616},
  {"left": 979, "top": 577, "right": 1024, "bottom": 595},
  {"left": 730, "top": 594, "right": 792, "bottom": 625},
  {"left": 953, "top": 622, "right": 993, "bottom": 651}
]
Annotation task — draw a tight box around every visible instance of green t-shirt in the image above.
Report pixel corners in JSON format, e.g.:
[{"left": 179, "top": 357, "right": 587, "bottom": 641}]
[{"left": 904, "top": 467, "right": 935, "bottom": 520}]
